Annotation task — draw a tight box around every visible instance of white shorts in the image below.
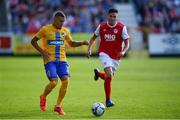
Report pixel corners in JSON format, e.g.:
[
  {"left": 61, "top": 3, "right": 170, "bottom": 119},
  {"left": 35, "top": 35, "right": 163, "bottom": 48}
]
[{"left": 99, "top": 52, "right": 120, "bottom": 71}]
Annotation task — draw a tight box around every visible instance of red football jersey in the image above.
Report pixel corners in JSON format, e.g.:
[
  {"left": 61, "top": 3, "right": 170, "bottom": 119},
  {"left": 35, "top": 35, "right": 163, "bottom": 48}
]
[{"left": 95, "top": 22, "right": 127, "bottom": 60}]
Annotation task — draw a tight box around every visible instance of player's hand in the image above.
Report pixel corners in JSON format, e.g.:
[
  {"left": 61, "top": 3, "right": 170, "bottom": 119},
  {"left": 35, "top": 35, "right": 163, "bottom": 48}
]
[
  {"left": 82, "top": 40, "right": 89, "bottom": 46},
  {"left": 41, "top": 51, "right": 50, "bottom": 62},
  {"left": 86, "top": 49, "right": 91, "bottom": 58},
  {"left": 120, "top": 51, "right": 125, "bottom": 57}
]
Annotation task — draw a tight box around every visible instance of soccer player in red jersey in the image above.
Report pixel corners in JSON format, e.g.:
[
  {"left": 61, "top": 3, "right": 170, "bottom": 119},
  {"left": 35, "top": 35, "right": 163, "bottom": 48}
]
[
  {"left": 31, "top": 11, "right": 88, "bottom": 115},
  {"left": 87, "top": 8, "right": 130, "bottom": 107}
]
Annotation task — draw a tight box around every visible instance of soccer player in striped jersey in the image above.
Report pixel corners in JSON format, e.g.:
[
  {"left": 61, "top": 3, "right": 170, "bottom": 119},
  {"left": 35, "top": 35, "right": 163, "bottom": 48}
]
[
  {"left": 31, "top": 11, "right": 88, "bottom": 115},
  {"left": 87, "top": 8, "right": 130, "bottom": 107}
]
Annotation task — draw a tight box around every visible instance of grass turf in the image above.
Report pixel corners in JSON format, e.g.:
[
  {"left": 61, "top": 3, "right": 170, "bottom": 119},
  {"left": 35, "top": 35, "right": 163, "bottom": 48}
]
[{"left": 0, "top": 57, "right": 180, "bottom": 119}]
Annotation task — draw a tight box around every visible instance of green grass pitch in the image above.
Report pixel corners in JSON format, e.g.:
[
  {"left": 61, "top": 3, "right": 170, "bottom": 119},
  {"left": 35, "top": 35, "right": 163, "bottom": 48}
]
[{"left": 0, "top": 57, "right": 180, "bottom": 119}]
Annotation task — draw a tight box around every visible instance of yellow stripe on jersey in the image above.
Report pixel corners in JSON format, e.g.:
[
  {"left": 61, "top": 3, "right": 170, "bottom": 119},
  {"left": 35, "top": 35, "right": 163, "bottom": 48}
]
[{"left": 35, "top": 24, "right": 72, "bottom": 63}]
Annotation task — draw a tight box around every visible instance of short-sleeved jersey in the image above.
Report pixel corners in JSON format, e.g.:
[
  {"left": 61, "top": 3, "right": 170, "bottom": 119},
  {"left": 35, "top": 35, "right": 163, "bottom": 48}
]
[
  {"left": 35, "top": 24, "right": 72, "bottom": 63},
  {"left": 94, "top": 22, "right": 129, "bottom": 60}
]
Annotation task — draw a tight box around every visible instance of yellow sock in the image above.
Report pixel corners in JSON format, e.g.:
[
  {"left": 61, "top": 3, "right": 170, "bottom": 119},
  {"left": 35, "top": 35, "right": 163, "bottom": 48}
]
[{"left": 57, "top": 80, "right": 68, "bottom": 106}]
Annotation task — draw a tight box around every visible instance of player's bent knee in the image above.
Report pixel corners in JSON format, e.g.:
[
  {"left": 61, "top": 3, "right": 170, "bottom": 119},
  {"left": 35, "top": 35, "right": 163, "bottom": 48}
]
[
  {"left": 104, "top": 67, "right": 113, "bottom": 78},
  {"left": 106, "top": 72, "right": 113, "bottom": 78},
  {"left": 62, "top": 80, "right": 68, "bottom": 87},
  {"left": 60, "top": 75, "right": 69, "bottom": 81},
  {"left": 61, "top": 80, "right": 68, "bottom": 92},
  {"left": 61, "top": 76, "right": 69, "bottom": 85},
  {"left": 50, "top": 79, "right": 58, "bottom": 87}
]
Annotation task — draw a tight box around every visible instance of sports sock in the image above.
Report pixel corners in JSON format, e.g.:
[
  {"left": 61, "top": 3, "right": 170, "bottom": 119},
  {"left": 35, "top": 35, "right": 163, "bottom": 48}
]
[
  {"left": 98, "top": 72, "right": 105, "bottom": 80},
  {"left": 104, "top": 77, "right": 112, "bottom": 100},
  {"left": 57, "top": 80, "right": 68, "bottom": 107}
]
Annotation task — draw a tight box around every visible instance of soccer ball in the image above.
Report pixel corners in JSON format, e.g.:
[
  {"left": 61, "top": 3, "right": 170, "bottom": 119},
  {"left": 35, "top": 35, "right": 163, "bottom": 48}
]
[{"left": 91, "top": 102, "right": 105, "bottom": 116}]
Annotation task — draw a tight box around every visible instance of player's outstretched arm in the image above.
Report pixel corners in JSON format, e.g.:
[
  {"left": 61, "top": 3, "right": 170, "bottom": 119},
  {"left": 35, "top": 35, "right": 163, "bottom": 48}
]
[{"left": 68, "top": 40, "right": 89, "bottom": 47}]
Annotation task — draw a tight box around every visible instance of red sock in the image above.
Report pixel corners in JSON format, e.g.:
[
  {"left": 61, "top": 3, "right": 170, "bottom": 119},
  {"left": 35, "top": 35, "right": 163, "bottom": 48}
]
[
  {"left": 98, "top": 72, "right": 105, "bottom": 80},
  {"left": 104, "top": 77, "right": 112, "bottom": 100}
]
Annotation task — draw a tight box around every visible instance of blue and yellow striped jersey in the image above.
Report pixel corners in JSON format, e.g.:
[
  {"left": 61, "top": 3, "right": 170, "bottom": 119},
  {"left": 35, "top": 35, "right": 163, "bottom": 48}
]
[{"left": 35, "top": 24, "right": 72, "bottom": 63}]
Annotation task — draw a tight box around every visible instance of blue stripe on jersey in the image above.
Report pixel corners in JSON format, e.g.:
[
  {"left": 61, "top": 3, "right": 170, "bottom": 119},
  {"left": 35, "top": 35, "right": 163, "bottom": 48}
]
[{"left": 55, "top": 32, "right": 60, "bottom": 60}]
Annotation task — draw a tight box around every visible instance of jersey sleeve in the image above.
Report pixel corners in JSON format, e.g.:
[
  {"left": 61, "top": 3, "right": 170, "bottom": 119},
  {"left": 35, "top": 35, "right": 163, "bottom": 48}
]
[
  {"left": 122, "top": 26, "right": 129, "bottom": 40},
  {"left": 35, "top": 26, "right": 45, "bottom": 39},
  {"left": 94, "top": 24, "right": 101, "bottom": 36}
]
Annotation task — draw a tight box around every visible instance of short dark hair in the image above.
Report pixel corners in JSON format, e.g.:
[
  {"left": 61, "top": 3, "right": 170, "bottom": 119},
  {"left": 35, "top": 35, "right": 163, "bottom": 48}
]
[
  {"left": 108, "top": 8, "right": 118, "bottom": 14},
  {"left": 53, "top": 11, "right": 66, "bottom": 18}
]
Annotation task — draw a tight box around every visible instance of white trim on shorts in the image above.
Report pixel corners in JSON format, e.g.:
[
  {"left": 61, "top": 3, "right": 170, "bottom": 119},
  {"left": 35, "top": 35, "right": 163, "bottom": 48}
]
[{"left": 99, "top": 52, "right": 120, "bottom": 71}]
